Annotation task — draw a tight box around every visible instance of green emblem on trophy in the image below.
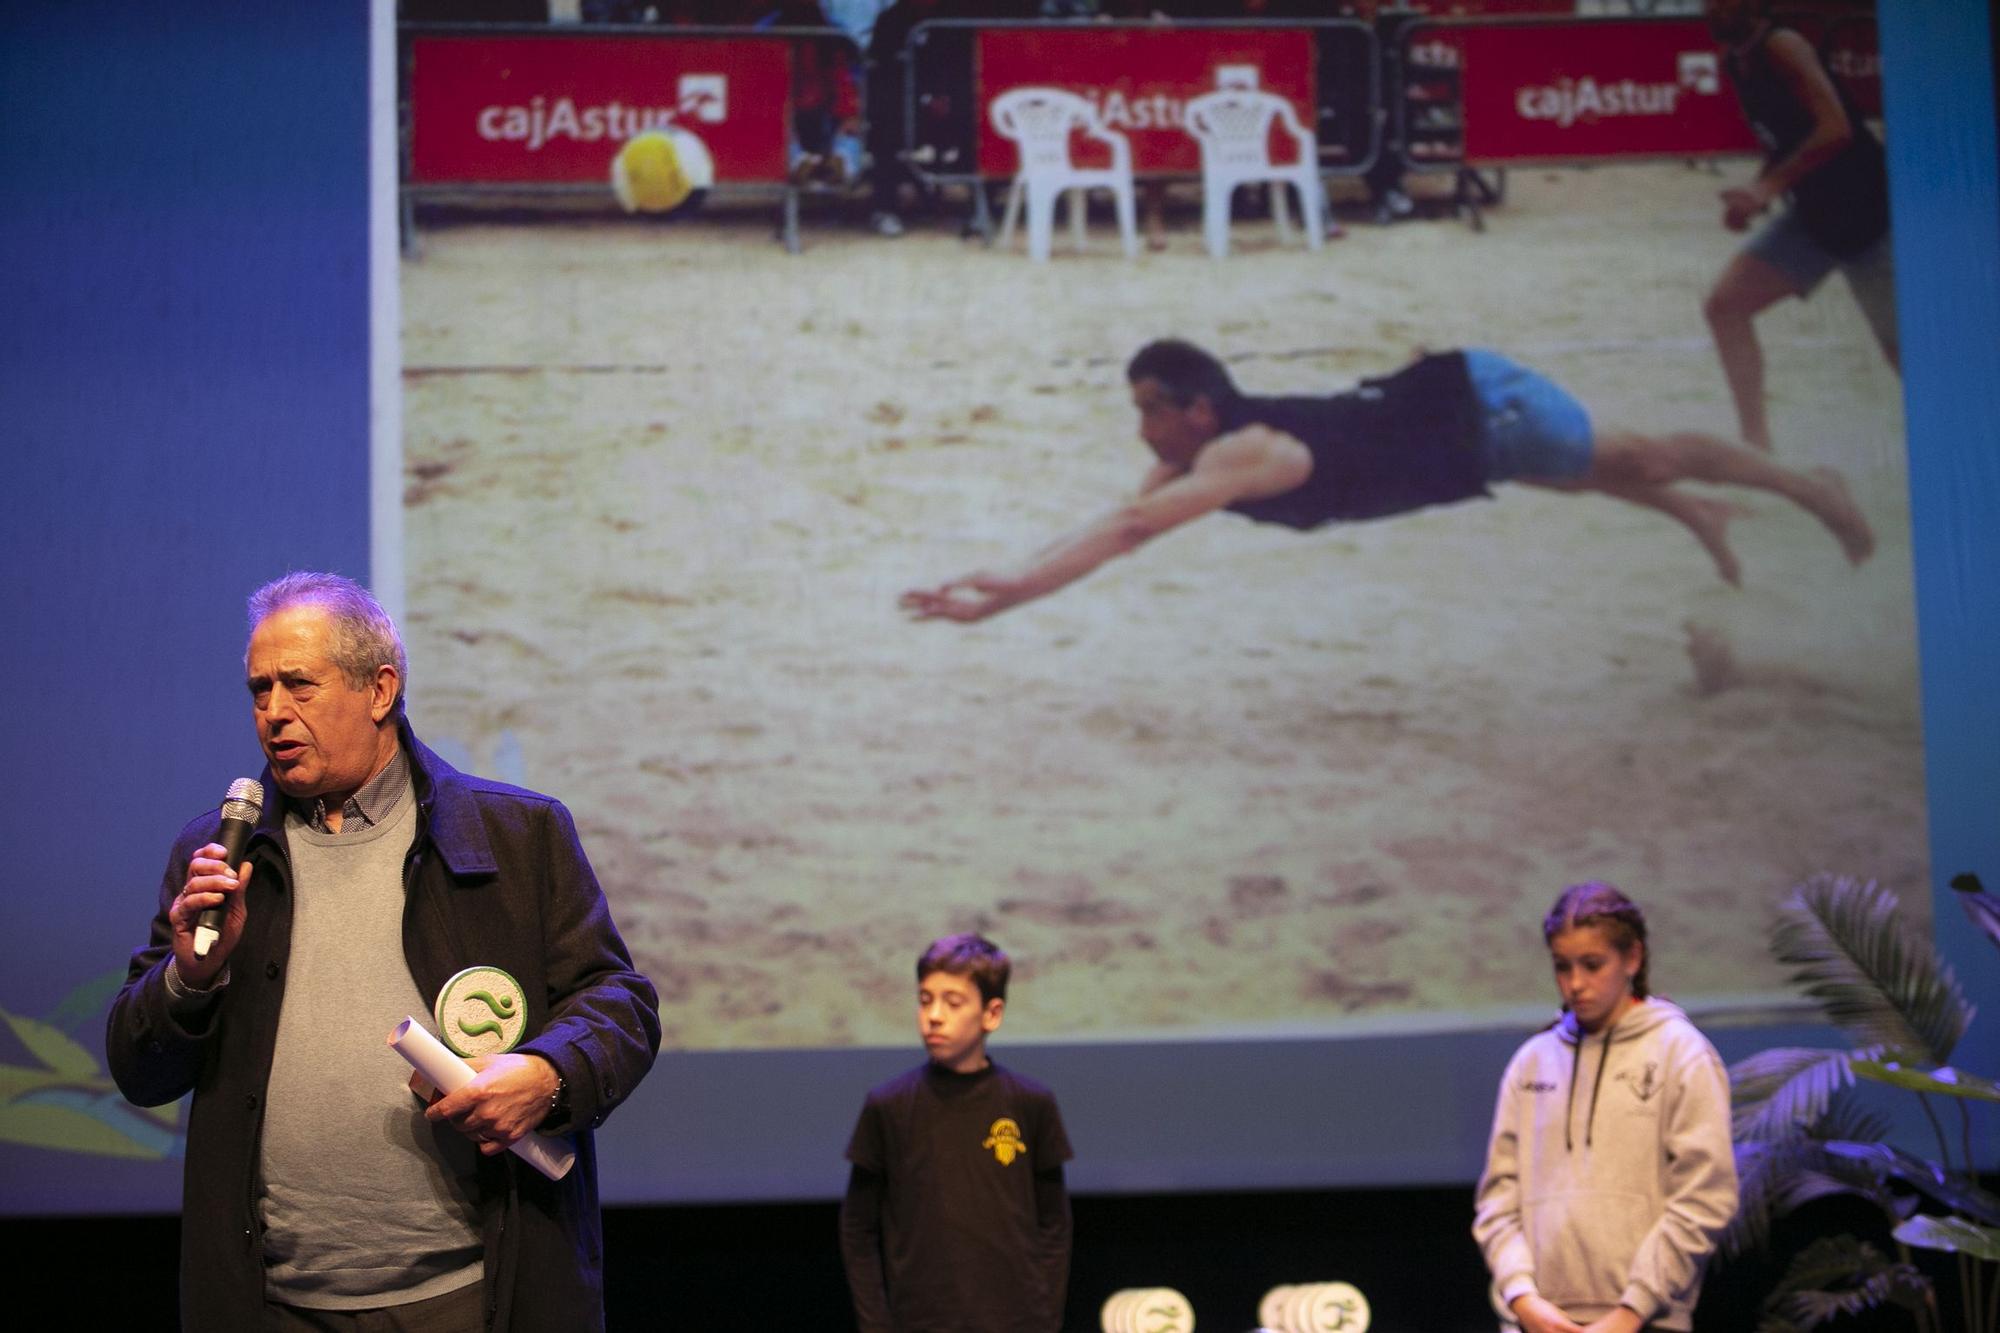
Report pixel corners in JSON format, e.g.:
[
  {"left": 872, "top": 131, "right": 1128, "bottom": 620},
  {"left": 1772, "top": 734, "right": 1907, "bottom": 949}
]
[{"left": 433, "top": 965, "right": 528, "bottom": 1058}]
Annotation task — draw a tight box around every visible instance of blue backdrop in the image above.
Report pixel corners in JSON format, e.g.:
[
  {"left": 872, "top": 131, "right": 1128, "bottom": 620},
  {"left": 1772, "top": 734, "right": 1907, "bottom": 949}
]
[{"left": 1, "top": 0, "right": 1995, "bottom": 1215}]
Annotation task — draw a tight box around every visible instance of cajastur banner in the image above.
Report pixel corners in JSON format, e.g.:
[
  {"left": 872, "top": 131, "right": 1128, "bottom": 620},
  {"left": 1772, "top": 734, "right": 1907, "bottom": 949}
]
[
  {"left": 408, "top": 34, "right": 792, "bottom": 184},
  {"left": 1441, "top": 20, "right": 1757, "bottom": 162}
]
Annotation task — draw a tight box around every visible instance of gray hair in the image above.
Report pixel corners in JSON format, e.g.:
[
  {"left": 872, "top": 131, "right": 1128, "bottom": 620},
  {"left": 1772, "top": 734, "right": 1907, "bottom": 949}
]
[{"left": 245, "top": 572, "right": 408, "bottom": 713}]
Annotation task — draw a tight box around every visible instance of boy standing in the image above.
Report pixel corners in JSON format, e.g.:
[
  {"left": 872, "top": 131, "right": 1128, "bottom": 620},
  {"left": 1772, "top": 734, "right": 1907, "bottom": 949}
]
[{"left": 839, "top": 934, "right": 1074, "bottom": 1333}]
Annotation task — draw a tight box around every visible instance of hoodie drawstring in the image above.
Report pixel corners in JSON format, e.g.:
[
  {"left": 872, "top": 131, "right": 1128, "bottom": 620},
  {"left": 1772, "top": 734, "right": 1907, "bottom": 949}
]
[
  {"left": 1563, "top": 1036, "right": 1581, "bottom": 1152},
  {"left": 1565, "top": 1011, "right": 1621, "bottom": 1151},
  {"left": 1584, "top": 1015, "right": 1618, "bottom": 1148}
]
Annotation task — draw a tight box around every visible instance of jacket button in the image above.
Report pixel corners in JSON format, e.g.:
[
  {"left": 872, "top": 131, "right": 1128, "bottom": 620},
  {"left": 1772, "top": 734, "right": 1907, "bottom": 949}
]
[
  {"left": 245, "top": 1094, "right": 258, "bottom": 1111},
  {"left": 265, "top": 962, "right": 280, "bottom": 980}
]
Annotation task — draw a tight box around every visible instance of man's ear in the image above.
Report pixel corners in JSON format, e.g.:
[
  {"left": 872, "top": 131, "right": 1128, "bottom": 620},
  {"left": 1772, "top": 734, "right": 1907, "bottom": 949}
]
[
  {"left": 370, "top": 665, "right": 401, "bottom": 724},
  {"left": 982, "top": 996, "right": 1006, "bottom": 1034}
]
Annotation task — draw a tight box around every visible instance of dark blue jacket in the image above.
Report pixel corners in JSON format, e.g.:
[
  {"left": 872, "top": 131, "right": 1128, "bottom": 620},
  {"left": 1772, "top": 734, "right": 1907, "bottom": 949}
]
[{"left": 107, "top": 723, "right": 660, "bottom": 1331}]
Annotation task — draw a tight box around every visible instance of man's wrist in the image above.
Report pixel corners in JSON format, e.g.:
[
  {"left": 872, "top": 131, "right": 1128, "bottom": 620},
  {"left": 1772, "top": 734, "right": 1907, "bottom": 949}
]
[
  {"left": 534, "top": 1055, "right": 570, "bottom": 1130},
  {"left": 164, "top": 956, "right": 229, "bottom": 1007}
]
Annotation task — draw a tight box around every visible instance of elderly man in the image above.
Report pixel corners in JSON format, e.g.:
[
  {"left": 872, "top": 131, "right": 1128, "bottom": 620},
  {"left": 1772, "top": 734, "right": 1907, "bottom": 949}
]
[
  {"left": 901, "top": 339, "right": 1874, "bottom": 622},
  {"left": 107, "top": 572, "right": 659, "bottom": 1332}
]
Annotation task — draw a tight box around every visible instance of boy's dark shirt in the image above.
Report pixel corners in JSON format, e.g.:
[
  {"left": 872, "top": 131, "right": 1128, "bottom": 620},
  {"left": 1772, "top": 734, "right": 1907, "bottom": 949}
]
[
  {"left": 842, "top": 1061, "right": 1074, "bottom": 1333},
  {"left": 1222, "top": 350, "right": 1491, "bottom": 529}
]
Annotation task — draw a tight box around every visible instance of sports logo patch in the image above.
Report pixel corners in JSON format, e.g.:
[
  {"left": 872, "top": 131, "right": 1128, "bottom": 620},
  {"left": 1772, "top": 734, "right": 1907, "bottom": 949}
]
[{"left": 983, "top": 1117, "right": 1027, "bottom": 1166}]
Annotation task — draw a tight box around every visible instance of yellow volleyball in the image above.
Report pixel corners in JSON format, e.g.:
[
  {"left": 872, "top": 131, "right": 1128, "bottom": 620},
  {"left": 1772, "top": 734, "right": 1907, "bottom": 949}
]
[{"left": 613, "top": 130, "right": 693, "bottom": 214}]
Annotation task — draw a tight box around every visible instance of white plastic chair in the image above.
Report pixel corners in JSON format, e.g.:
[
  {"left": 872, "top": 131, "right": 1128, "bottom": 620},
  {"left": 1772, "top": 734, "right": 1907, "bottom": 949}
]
[
  {"left": 1183, "top": 89, "right": 1324, "bottom": 258},
  {"left": 989, "top": 88, "right": 1138, "bottom": 263}
]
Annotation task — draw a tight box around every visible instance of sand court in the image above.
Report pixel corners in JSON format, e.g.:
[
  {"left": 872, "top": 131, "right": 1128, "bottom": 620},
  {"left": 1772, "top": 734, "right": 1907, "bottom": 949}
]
[{"left": 400, "top": 161, "right": 1923, "bottom": 1050}]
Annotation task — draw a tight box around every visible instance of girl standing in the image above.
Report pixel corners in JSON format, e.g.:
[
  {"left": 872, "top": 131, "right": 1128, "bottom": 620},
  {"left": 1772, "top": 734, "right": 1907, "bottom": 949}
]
[{"left": 1473, "top": 883, "right": 1738, "bottom": 1333}]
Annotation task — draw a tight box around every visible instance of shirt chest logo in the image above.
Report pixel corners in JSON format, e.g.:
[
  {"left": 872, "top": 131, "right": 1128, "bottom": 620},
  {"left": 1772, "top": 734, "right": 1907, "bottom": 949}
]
[
  {"left": 1615, "top": 1061, "right": 1663, "bottom": 1102},
  {"left": 983, "top": 1117, "right": 1026, "bottom": 1166}
]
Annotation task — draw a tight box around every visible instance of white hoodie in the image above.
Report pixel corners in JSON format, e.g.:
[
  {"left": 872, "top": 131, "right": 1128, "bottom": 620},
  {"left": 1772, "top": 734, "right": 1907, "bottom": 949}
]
[{"left": 1472, "top": 997, "right": 1738, "bottom": 1331}]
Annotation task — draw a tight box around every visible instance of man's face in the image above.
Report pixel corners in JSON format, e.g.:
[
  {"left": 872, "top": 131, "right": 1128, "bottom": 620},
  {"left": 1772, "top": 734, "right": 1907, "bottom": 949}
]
[
  {"left": 1131, "top": 376, "right": 1220, "bottom": 466},
  {"left": 245, "top": 605, "right": 397, "bottom": 801},
  {"left": 917, "top": 970, "right": 1002, "bottom": 1072}
]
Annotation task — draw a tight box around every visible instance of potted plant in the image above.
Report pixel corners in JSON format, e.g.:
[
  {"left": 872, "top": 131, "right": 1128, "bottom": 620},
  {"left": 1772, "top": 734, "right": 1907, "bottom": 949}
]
[{"left": 1727, "top": 872, "right": 2000, "bottom": 1332}]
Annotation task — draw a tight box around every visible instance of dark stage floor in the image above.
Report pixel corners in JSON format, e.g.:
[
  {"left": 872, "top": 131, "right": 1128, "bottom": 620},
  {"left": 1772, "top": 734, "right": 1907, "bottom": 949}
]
[{"left": 6, "top": 1185, "right": 1924, "bottom": 1330}]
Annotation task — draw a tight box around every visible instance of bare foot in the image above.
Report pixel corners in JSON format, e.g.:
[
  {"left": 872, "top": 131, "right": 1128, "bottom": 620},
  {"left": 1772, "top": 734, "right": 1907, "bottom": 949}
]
[
  {"left": 1805, "top": 466, "right": 1875, "bottom": 565},
  {"left": 1678, "top": 495, "right": 1749, "bottom": 587}
]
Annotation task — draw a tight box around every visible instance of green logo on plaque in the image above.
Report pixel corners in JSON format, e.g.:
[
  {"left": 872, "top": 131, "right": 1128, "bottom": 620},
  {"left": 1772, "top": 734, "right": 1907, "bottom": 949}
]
[{"left": 433, "top": 966, "right": 528, "bottom": 1058}]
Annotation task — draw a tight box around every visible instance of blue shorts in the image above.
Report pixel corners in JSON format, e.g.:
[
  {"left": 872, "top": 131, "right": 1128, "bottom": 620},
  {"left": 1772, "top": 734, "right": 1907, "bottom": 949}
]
[
  {"left": 1744, "top": 208, "right": 1899, "bottom": 358},
  {"left": 1463, "top": 348, "right": 1594, "bottom": 482}
]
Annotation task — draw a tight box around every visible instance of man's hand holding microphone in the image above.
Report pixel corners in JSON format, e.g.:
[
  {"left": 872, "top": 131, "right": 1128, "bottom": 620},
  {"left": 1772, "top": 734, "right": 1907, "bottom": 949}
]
[{"left": 168, "top": 778, "right": 264, "bottom": 988}]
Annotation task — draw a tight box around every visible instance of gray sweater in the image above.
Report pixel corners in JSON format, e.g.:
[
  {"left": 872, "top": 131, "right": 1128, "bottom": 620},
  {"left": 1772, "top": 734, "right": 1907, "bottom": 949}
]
[{"left": 258, "top": 780, "right": 484, "bottom": 1308}]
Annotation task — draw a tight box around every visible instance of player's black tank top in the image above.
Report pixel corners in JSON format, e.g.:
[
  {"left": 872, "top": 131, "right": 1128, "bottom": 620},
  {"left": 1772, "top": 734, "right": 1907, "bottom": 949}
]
[
  {"left": 1726, "top": 24, "right": 1889, "bottom": 258},
  {"left": 1223, "top": 350, "right": 1489, "bottom": 529}
]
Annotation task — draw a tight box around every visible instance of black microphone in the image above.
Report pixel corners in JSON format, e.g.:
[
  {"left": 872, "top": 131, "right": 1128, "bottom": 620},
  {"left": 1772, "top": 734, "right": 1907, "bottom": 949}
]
[{"left": 193, "top": 778, "right": 264, "bottom": 959}]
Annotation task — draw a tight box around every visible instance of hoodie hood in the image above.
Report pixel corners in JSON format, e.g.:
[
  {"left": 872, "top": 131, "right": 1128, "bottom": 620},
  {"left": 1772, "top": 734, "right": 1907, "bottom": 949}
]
[{"left": 1553, "top": 995, "right": 1686, "bottom": 1046}]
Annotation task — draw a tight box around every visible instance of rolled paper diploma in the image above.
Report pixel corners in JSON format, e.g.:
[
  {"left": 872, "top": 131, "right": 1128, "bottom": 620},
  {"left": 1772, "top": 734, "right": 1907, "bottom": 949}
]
[{"left": 388, "top": 1017, "right": 577, "bottom": 1181}]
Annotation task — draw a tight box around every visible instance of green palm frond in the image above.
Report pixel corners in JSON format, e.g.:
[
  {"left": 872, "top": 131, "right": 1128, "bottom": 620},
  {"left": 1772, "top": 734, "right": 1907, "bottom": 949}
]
[
  {"left": 1896, "top": 1213, "right": 2000, "bottom": 1262},
  {"left": 1764, "top": 1235, "right": 1931, "bottom": 1332},
  {"left": 1728, "top": 1136, "right": 1804, "bottom": 1256},
  {"left": 1947, "top": 873, "right": 2000, "bottom": 959},
  {"left": 1772, "top": 1234, "right": 1903, "bottom": 1295},
  {"left": 1777, "top": 1164, "right": 1893, "bottom": 1217},
  {"left": 1727, "top": 1143, "right": 1886, "bottom": 1257},
  {"left": 1827, "top": 1141, "right": 2000, "bottom": 1223},
  {"left": 1730, "top": 1046, "right": 1859, "bottom": 1143},
  {"left": 1779, "top": 1269, "right": 1932, "bottom": 1327},
  {"left": 1816, "top": 1101, "right": 1892, "bottom": 1145},
  {"left": 1773, "top": 875, "right": 1970, "bottom": 1063},
  {"left": 1727, "top": 1107, "right": 1902, "bottom": 1260}
]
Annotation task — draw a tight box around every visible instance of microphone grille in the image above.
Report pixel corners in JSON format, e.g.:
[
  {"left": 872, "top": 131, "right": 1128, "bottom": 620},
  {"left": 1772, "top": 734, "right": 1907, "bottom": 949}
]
[{"left": 221, "top": 777, "right": 266, "bottom": 823}]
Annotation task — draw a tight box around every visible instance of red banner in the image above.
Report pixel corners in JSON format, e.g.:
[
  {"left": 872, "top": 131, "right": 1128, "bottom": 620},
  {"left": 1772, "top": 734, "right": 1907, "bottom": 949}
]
[
  {"left": 1435, "top": 19, "right": 1760, "bottom": 164},
  {"left": 408, "top": 35, "right": 792, "bottom": 185},
  {"left": 974, "top": 27, "right": 1315, "bottom": 176}
]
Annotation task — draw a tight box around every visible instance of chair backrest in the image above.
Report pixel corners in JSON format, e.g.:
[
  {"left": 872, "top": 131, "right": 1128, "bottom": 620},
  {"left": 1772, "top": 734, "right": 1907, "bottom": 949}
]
[
  {"left": 989, "top": 87, "right": 1101, "bottom": 172},
  {"left": 1184, "top": 89, "right": 1308, "bottom": 170}
]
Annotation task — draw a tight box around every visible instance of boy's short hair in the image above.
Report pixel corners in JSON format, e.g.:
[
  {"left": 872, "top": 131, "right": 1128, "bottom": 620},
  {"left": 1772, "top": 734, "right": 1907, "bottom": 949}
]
[{"left": 917, "top": 933, "right": 1010, "bottom": 1006}]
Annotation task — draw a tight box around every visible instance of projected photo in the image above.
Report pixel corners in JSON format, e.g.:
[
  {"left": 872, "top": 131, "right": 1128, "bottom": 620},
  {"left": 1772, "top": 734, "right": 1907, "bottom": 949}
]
[{"left": 396, "top": 5, "right": 1922, "bottom": 1052}]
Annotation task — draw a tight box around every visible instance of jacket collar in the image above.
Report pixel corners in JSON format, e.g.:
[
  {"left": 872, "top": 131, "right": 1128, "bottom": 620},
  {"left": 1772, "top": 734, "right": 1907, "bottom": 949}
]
[
  {"left": 400, "top": 719, "right": 498, "bottom": 878},
  {"left": 247, "top": 717, "right": 499, "bottom": 879}
]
